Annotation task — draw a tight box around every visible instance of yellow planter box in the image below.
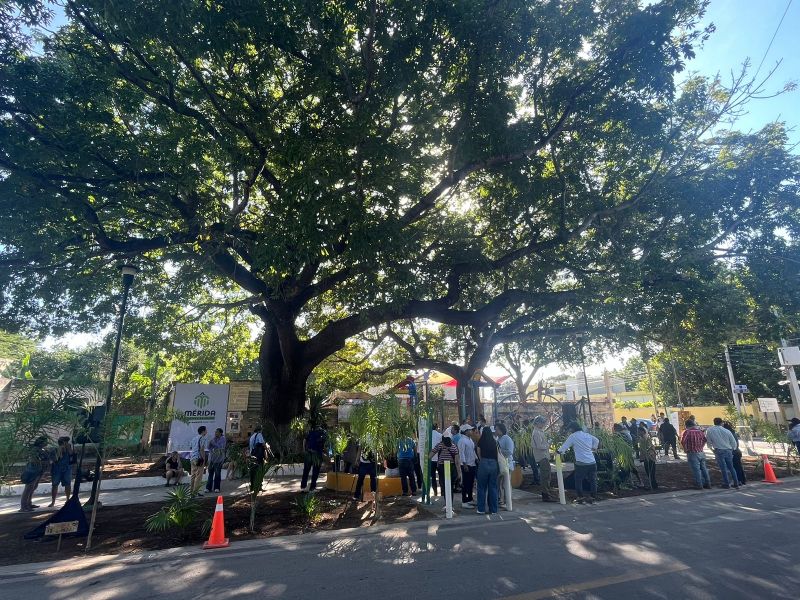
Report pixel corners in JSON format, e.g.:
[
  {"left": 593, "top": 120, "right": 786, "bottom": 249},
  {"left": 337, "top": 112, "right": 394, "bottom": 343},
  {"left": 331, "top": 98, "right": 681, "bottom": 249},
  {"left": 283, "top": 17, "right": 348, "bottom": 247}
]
[
  {"left": 511, "top": 465, "right": 524, "bottom": 488},
  {"left": 324, "top": 472, "right": 404, "bottom": 499}
]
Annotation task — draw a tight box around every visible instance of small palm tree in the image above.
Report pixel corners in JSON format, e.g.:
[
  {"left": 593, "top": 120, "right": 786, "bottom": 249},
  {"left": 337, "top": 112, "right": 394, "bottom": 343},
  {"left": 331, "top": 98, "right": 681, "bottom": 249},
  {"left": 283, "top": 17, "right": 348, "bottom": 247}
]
[
  {"left": 595, "top": 430, "right": 636, "bottom": 491},
  {"left": 145, "top": 484, "right": 205, "bottom": 540},
  {"left": 349, "top": 394, "right": 416, "bottom": 518}
]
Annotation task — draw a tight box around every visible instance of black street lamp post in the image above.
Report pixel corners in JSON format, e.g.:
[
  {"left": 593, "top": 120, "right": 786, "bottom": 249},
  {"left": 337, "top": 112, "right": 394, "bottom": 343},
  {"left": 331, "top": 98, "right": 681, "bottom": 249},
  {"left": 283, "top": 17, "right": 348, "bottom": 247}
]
[
  {"left": 576, "top": 334, "right": 594, "bottom": 427},
  {"left": 85, "top": 264, "right": 138, "bottom": 548}
]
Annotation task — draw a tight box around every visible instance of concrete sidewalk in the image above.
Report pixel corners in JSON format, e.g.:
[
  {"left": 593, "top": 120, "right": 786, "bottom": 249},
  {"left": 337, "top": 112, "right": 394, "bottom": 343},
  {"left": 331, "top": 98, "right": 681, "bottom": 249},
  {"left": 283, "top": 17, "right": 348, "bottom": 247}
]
[{"left": 0, "top": 474, "right": 306, "bottom": 515}]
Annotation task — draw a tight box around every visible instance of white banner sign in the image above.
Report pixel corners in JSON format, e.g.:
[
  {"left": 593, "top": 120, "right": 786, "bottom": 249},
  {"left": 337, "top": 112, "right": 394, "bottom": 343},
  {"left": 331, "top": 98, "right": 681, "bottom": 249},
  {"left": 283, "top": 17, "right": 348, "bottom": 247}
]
[
  {"left": 168, "top": 384, "right": 229, "bottom": 452},
  {"left": 757, "top": 397, "right": 780, "bottom": 413},
  {"left": 669, "top": 412, "right": 680, "bottom": 432}
]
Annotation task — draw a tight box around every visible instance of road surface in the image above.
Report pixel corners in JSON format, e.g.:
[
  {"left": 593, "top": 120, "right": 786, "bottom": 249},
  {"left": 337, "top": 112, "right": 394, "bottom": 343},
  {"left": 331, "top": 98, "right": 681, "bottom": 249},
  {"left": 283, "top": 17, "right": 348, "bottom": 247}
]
[{"left": 1, "top": 479, "right": 798, "bottom": 599}]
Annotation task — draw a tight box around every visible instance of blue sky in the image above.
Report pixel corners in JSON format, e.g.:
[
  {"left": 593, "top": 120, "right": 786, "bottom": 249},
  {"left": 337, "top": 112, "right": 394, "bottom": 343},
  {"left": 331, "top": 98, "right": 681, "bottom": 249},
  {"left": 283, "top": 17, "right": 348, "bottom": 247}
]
[{"left": 687, "top": 0, "right": 799, "bottom": 146}]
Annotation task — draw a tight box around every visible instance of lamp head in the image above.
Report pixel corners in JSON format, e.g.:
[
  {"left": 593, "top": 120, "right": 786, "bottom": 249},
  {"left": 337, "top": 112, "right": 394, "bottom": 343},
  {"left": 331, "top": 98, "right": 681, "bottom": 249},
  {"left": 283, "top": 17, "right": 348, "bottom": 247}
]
[{"left": 118, "top": 263, "right": 139, "bottom": 285}]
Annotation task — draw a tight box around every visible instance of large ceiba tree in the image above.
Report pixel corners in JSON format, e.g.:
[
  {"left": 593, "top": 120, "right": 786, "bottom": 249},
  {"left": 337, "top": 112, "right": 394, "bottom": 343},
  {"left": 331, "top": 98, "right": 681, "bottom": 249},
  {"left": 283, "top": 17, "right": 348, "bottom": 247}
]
[{"left": 1, "top": 1, "right": 797, "bottom": 426}]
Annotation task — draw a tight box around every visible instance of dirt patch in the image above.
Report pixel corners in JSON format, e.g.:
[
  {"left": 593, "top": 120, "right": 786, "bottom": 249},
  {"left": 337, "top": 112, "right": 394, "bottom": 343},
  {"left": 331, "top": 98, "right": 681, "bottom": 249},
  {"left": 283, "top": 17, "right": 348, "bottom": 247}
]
[
  {"left": 0, "top": 490, "right": 432, "bottom": 567},
  {"left": 5, "top": 457, "right": 168, "bottom": 486},
  {"left": 517, "top": 454, "right": 794, "bottom": 502}
]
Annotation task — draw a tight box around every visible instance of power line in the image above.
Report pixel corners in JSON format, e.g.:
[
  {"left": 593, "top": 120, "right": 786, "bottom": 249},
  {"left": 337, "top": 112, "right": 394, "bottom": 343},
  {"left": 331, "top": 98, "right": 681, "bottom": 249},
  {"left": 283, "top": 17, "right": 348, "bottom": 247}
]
[{"left": 753, "top": 0, "right": 794, "bottom": 80}]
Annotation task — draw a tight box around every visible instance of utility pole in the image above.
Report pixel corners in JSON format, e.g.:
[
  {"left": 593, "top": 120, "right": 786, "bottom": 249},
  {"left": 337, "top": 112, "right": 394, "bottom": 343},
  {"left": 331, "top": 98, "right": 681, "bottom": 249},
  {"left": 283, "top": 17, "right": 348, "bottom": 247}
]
[
  {"left": 671, "top": 361, "right": 682, "bottom": 407},
  {"left": 778, "top": 338, "right": 800, "bottom": 418},
  {"left": 771, "top": 307, "right": 800, "bottom": 419},
  {"left": 144, "top": 353, "right": 159, "bottom": 459},
  {"left": 645, "top": 359, "right": 664, "bottom": 416},
  {"left": 723, "top": 345, "right": 744, "bottom": 421}
]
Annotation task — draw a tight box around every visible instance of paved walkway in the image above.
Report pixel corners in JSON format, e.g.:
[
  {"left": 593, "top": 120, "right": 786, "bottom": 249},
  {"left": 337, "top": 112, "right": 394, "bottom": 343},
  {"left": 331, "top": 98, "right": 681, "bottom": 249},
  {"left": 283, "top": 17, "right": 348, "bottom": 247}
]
[{"left": 0, "top": 475, "right": 301, "bottom": 515}]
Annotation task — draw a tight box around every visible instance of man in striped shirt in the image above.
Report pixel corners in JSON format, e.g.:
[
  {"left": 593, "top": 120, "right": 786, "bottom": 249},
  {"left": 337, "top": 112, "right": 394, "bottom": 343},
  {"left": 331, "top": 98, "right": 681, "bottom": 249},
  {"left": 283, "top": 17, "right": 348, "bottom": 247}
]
[{"left": 680, "top": 420, "right": 711, "bottom": 489}]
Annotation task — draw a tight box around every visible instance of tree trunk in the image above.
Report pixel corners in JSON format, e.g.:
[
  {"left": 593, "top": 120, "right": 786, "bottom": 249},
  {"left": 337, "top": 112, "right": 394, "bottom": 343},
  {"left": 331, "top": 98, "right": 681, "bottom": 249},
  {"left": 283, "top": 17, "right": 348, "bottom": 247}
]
[{"left": 258, "top": 322, "right": 308, "bottom": 427}]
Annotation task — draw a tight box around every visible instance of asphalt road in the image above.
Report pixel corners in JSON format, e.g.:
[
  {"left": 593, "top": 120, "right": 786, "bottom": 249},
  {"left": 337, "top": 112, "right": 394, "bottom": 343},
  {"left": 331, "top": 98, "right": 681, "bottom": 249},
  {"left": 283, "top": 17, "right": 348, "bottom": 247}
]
[{"left": 2, "top": 480, "right": 798, "bottom": 599}]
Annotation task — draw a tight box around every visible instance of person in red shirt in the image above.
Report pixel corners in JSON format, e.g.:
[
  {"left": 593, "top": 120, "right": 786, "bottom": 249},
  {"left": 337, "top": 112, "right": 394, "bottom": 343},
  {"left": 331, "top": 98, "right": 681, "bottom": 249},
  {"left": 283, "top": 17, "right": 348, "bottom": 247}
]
[{"left": 680, "top": 419, "right": 711, "bottom": 489}]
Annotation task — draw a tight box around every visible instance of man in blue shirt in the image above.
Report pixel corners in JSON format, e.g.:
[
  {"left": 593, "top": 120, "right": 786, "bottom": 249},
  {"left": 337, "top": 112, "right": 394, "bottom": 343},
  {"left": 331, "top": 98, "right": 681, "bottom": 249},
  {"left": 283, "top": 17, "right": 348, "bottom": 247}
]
[
  {"left": 397, "top": 436, "right": 418, "bottom": 496},
  {"left": 301, "top": 425, "right": 327, "bottom": 492}
]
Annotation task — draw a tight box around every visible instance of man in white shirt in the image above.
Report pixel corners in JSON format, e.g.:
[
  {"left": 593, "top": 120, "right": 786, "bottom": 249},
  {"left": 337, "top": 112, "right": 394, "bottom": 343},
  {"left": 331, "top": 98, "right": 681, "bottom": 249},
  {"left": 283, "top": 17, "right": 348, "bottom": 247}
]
[
  {"left": 189, "top": 425, "right": 208, "bottom": 494},
  {"left": 457, "top": 424, "right": 477, "bottom": 506},
  {"left": 531, "top": 416, "right": 556, "bottom": 502},
  {"left": 705, "top": 417, "right": 740, "bottom": 488},
  {"left": 558, "top": 422, "right": 599, "bottom": 504}
]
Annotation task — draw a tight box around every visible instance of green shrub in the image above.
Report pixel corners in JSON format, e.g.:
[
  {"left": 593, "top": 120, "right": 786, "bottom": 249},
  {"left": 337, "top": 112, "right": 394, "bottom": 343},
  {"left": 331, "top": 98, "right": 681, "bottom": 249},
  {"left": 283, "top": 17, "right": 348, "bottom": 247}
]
[
  {"left": 145, "top": 484, "right": 205, "bottom": 539},
  {"left": 293, "top": 492, "right": 321, "bottom": 527}
]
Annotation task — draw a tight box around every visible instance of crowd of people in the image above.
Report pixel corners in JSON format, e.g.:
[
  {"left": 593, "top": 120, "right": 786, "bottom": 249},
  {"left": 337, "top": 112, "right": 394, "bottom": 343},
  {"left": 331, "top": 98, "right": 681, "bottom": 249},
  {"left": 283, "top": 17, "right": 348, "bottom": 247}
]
[
  {"left": 333, "top": 416, "right": 520, "bottom": 515},
  {"left": 18, "top": 410, "right": 800, "bottom": 515}
]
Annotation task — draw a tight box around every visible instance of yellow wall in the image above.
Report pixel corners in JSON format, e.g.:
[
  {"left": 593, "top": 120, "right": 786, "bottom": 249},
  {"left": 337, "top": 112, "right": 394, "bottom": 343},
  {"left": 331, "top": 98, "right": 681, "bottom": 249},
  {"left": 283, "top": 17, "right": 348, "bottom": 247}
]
[{"left": 613, "top": 404, "right": 789, "bottom": 426}]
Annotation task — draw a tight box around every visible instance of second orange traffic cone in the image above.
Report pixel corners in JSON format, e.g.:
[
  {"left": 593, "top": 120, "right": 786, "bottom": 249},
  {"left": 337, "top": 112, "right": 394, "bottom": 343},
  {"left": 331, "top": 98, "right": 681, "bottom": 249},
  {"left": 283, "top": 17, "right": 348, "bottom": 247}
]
[
  {"left": 203, "top": 495, "right": 230, "bottom": 549},
  {"left": 762, "top": 455, "right": 781, "bottom": 484}
]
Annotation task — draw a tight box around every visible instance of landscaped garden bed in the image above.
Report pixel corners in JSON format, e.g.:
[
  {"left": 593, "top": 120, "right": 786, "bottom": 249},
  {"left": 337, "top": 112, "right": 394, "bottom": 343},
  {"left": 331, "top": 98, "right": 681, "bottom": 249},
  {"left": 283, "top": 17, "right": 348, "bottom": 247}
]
[{"left": 0, "top": 489, "right": 431, "bottom": 567}]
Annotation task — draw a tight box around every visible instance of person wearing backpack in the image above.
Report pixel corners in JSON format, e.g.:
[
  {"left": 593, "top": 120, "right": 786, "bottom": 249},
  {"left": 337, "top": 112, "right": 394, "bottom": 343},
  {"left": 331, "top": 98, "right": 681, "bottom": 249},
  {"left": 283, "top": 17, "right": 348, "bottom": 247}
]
[
  {"left": 189, "top": 426, "right": 208, "bottom": 494},
  {"left": 249, "top": 425, "right": 268, "bottom": 489}
]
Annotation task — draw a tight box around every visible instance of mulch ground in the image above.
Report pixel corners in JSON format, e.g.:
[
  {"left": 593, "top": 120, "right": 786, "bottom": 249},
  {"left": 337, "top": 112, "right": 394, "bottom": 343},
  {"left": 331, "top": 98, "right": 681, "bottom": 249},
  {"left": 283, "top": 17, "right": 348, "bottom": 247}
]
[
  {"left": 517, "top": 454, "right": 796, "bottom": 502},
  {"left": 0, "top": 490, "right": 431, "bottom": 567}
]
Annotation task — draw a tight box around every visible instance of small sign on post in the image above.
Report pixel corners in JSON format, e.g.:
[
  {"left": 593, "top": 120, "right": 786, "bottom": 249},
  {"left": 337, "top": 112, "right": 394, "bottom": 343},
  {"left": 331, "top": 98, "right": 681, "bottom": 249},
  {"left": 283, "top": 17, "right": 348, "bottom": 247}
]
[
  {"left": 757, "top": 397, "right": 780, "bottom": 413},
  {"left": 733, "top": 384, "right": 749, "bottom": 394},
  {"left": 45, "top": 520, "right": 79, "bottom": 552},
  {"left": 443, "top": 461, "right": 453, "bottom": 519}
]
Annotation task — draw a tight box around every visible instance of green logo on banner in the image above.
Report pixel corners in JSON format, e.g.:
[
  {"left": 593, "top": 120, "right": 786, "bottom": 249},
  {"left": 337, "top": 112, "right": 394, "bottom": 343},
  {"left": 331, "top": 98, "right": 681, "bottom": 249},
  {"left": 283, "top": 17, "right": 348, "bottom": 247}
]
[{"left": 194, "top": 393, "right": 210, "bottom": 409}]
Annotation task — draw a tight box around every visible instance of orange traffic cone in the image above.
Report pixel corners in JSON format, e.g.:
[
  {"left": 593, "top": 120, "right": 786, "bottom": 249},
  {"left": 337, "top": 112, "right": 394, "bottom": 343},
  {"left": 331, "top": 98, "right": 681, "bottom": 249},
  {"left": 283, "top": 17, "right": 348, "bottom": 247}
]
[
  {"left": 762, "top": 455, "right": 781, "bottom": 484},
  {"left": 203, "top": 495, "right": 230, "bottom": 549}
]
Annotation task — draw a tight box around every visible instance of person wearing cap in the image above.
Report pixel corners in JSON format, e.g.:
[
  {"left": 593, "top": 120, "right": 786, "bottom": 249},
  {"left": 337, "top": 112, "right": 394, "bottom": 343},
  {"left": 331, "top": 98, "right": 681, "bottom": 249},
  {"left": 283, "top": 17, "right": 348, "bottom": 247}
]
[
  {"left": 531, "top": 416, "right": 556, "bottom": 502},
  {"left": 788, "top": 418, "right": 800, "bottom": 455},
  {"left": 457, "top": 424, "right": 477, "bottom": 507}
]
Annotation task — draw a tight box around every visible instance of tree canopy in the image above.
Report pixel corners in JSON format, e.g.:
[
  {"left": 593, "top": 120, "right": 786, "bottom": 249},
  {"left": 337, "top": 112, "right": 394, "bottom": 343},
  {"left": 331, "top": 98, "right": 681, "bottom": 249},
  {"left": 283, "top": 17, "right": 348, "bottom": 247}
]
[{"left": 1, "top": 1, "right": 798, "bottom": 426}]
